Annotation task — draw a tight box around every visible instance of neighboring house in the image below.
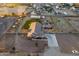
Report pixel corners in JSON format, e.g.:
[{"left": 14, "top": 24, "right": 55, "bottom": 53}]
[
  {"left": 0, "top": 5, "right": 28, "bottom": 16},
  {"left": 43, "top": 23, "right": 52, "bottom": 29}
]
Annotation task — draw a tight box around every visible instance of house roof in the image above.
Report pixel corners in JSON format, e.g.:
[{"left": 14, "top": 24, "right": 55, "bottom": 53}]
[
  {"left": 27, "top": 22, "right": 42, "bottom": 37},
  {"left": 34, "top": 22, "right": 42, "bottom": 33}
]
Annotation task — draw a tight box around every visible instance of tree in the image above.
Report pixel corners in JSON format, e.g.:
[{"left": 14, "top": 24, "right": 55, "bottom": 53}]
[
  {"left": 12, "top": 13, "right": 16, "bottom": 16},
  {"left": 35, "top": 42, "right": 38, "bottom": 47}
]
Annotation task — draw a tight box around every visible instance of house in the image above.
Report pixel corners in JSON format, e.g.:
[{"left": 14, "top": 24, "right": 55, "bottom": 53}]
[
  {"left": 27, "top": 22, "right": 42, "bottom": 37},
  {"left": 30, "top": 11, "right": 41, "bottom": 18}
]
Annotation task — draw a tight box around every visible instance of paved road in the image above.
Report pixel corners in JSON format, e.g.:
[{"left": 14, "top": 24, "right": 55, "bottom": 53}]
[{"left": 0, "top": 17, "right": 16, "bottom": 38}]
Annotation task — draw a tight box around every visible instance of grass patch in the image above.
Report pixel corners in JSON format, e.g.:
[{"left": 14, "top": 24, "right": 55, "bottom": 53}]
[{"left": 22, "top": 18, "right": 41, "bottom": 29}]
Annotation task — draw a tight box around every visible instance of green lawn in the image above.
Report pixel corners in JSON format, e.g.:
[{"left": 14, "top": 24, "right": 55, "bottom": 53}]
[{"left": 22, "top": 18, "right": 41, "bottom": 29}]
